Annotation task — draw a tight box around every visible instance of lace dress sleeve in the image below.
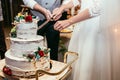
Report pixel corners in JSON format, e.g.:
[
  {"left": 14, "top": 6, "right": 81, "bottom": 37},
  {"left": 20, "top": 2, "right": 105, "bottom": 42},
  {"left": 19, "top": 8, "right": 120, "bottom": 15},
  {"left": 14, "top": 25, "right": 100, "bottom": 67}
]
[
  {"left": 62, "top": 0, "right": 71, "bottom": 4},
  {"left": 88, "top": 0, "right": 101, "bottom": 17},
  {"left": 23, "top": 0, "right": 37, "bottom": 9},
  {"left": 72, "top": 0, "right": 81, "bottom": 7}
]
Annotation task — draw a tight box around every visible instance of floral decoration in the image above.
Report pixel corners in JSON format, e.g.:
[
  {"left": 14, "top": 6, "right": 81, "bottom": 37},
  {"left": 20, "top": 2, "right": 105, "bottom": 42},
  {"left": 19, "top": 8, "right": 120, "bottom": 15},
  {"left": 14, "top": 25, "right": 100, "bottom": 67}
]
[
  {"left": 23, "top": 47, "right": 50, "bottom": 62},
  {"left": 14, "top": 12, "right": 36, "bottom": 23},
  {"left": 14, "top": 13, "right": 24, "bottom": 22}
]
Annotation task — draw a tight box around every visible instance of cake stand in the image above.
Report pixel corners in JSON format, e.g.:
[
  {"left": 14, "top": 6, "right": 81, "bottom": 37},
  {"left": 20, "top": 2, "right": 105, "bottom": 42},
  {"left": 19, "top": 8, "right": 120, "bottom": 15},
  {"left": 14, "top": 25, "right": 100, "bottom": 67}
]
[{"left": 0, "top": 51, "right": 78, "bottom": 80}]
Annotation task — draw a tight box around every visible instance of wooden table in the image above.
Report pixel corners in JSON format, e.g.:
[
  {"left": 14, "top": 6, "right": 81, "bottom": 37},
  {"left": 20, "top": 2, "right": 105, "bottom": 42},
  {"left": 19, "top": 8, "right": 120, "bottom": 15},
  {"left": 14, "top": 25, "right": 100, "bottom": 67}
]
[{"left": 0, "top": 59, "right": 71, "bottom": 80}]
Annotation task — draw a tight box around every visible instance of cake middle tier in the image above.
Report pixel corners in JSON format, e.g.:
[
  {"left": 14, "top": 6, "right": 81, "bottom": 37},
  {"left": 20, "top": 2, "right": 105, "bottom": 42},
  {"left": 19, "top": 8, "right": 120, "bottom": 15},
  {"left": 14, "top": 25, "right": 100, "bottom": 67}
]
[{"left": 10, "top": 36, "right": 44, "bottom": 58}]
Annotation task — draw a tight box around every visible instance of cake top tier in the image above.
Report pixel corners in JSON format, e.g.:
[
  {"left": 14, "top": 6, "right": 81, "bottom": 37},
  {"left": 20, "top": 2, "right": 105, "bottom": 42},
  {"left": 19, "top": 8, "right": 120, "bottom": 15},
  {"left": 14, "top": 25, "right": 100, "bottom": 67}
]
[{"left": 11, "top": 13, "right": 40, "bottom": 39}]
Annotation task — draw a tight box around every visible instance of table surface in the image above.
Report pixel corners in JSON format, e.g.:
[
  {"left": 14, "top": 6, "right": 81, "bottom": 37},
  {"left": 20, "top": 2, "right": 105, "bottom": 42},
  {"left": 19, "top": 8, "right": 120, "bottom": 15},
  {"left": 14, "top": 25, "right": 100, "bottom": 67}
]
[{"left": 0, "top": 59, "right": 70, "bottom": 80}]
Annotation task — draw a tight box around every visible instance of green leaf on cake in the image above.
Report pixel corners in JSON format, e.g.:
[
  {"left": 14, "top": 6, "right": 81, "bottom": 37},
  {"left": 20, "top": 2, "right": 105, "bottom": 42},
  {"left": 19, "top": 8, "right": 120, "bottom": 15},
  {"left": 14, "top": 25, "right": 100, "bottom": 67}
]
[
  {"left": 44, "top": 48, "right": 50, "bottom": 54},
  {"left": 34, "top": 51, "right": 38, "bottom": 57},
  {"left": 11, "top": 26, "right": 16, "bottom": 33},
  {"left": 10, "top": 26, "right": 17, "bottom": 38},
  {"left": 38, "top": 47, "right": 41, "bottom": 51}
]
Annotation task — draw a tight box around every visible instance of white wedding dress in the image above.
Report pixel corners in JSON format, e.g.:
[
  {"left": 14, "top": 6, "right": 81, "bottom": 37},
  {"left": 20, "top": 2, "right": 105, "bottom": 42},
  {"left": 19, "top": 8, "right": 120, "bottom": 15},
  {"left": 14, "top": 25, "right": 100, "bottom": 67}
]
[{"left": 68, "top": 0, "right": 120, "bottom": 80}]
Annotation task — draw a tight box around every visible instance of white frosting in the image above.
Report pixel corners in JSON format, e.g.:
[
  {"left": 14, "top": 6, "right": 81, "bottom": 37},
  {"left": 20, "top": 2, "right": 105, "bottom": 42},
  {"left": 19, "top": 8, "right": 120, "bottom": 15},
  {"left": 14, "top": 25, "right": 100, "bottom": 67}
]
[
  {"left": 5, "top": 50, "right": 50, "bottom": 76},
  {"left": 16, "top": 22, "right": 37, "bottom": 39},
  {"left": 5, "top": 20, "right": 51, "bottom": 76},
  {"left": 10, "top": 36, "right": 44, "bottom": 58}
]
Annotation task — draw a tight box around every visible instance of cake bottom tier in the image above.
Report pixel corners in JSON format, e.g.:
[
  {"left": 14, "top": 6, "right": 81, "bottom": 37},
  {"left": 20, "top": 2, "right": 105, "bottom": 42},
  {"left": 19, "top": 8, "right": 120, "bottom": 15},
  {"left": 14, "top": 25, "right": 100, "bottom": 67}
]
[{"left": 5, "top": 50, "right": 50, "bottom": 76}]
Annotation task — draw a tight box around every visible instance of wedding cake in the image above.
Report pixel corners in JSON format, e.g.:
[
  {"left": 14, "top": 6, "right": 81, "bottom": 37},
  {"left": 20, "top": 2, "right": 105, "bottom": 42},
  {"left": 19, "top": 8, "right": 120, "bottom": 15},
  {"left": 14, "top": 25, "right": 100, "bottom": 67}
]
[{"left": 3, "top": 14, "right": 51, "bottom": 76}]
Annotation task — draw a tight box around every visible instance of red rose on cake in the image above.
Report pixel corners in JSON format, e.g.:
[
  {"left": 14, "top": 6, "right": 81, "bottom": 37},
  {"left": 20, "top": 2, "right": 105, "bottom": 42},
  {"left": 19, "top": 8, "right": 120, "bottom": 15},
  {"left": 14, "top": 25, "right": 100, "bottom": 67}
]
[
  {"left": 38, "top": 50, "right": 44, "bottom": 57},
  {"left": 25, "top": 15, "right": 32, "bottom": 22}
]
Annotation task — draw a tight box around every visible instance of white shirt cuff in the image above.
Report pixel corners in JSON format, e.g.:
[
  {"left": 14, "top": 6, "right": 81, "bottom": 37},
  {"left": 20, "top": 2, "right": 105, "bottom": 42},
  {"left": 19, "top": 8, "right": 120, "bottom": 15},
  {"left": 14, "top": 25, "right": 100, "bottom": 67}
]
[
  {"left": 23, "top": 0, "right": 37, "bottom": 9},
  {"left": 72, "top": 0, "right": 80, "bottom": 7},
  {"left": 62, "top": 0, "right": 71, "bottom": 5}
]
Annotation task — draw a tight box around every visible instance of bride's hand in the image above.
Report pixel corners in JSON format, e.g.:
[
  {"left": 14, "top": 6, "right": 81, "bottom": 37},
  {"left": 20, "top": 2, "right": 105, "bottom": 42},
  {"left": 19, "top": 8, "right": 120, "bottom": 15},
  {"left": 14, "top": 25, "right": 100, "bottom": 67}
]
[{"left": 54, "top": 20, "right": 72, "bottom": 31}]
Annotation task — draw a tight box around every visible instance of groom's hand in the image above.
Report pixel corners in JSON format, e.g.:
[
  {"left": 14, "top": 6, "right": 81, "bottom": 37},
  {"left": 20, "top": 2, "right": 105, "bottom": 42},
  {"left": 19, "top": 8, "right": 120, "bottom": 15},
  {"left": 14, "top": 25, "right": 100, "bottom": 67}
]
[
  {"left": 52, "top": 7, "right": 64, "bottom": 21},
  {"left": 44, "top": 9, "right": 52, "bottom": 21}
]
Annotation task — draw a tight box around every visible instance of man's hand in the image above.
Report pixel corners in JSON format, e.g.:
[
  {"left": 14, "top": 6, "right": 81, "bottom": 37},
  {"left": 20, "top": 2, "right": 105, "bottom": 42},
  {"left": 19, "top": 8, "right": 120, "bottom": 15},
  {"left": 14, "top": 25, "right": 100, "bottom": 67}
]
[
  {"left": 31, "top": 3, "right": 52, "bottom": 21},
  {"left": 44, "top": 9, "right": 52, "bottom": 20},
  {"left": 52, "top": 7, "right": 64, "bottom": 21}
]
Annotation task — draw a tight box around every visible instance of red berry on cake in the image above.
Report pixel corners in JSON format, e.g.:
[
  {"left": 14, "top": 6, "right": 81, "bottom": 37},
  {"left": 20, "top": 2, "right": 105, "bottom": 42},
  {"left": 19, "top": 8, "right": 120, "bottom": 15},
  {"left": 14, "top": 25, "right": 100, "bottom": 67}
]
[
  {"left": 7, "top": 71, "right": 12, "bottom": 76},
  {"left": 3, "top": 66, "right": 8, "bottom": 73},
  {"left": 25, "top": 15, "right": 32, "bottom": 22},
  {"left": 3, "top": 66, "right": 12, "bottom": 76}
]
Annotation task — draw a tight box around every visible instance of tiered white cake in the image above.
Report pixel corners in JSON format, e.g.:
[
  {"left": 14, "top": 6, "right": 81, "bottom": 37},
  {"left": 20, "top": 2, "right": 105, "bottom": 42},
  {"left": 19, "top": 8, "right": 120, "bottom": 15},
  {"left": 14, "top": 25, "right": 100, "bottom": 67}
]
[{"left": 5, "top": 15, "right": 50, "bottom": 76}]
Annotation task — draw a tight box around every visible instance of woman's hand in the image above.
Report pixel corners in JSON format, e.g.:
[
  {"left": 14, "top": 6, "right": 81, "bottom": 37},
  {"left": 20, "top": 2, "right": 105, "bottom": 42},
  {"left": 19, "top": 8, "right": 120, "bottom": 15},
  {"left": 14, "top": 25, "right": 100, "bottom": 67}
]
[{"left": 54, "top": 20, "right": 72, "bottom": 31}]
